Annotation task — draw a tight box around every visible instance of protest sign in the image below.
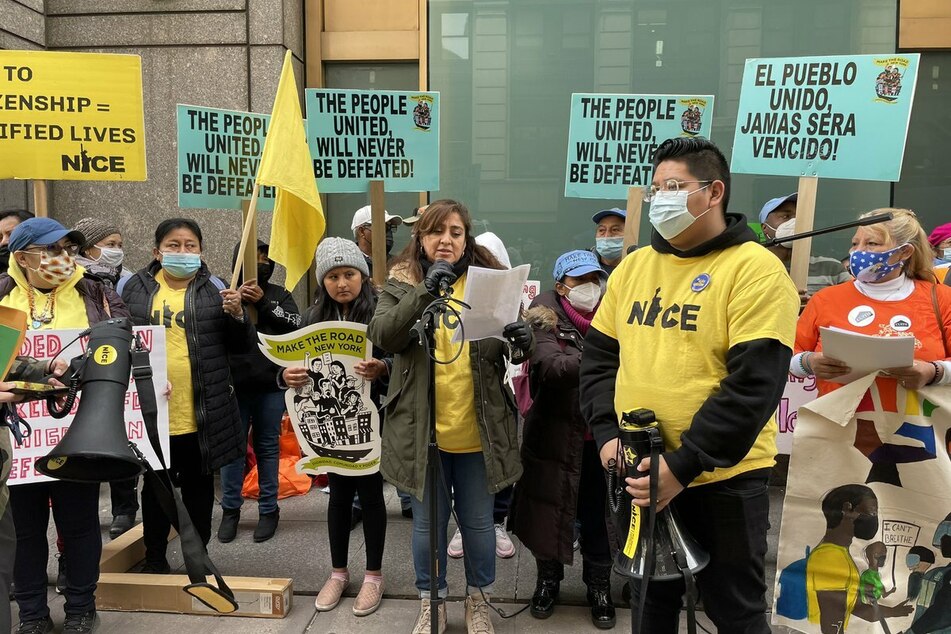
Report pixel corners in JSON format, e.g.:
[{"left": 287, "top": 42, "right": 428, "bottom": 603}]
[
  {"left": 522, "top": 280, "right": 540, "bottom": 311},
  {"left": 8, "top": 327, "right": 168, "bottom": 485},
  {"left": 732, "top": 54, "right": 920, "bottom": 181},
  {"left": 564, "top": 93, "right": 715, "bottom": 199},
  {"left": 776, "top": 373, "right": 819, "bottom": 455},
  {"left": 773, "top": 374, "right": 949, "bottom": 633},
  {"left": 258, "top": 322, "right": 380, "bottom": 476},
  {"left": 177, "top": 105, "right": 278, "bottom": 211},
  {"left": 305, "top": 89, "right": 439, "bottom": 193},
  {"left": 0, "top": 50, "right": 146, "bottom": 181}
]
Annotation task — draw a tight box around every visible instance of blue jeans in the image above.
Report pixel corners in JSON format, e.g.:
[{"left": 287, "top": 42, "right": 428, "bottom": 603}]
[
  {"left": 220, "top": 390, "right": 284, "bottom": 514},
  {"left": 410, "top": 451, "right": 495, "bottom": 597}
]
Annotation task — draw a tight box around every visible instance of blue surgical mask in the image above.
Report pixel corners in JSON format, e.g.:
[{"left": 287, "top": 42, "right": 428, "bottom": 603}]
[
  {"left": 943, "top": 248, "right": 951, "bottom": 262},
  {"left": 849, "top": 244, "right": 908, "bottom": 283},
  {"left": 161, "top": 252, "right": 201, "bottom": 279},
  {"left": 595, "top": 237, "right": 624, "bottom": 261},
  {"left": 648, "top": 187, "right": 711, "bottom": 241}
]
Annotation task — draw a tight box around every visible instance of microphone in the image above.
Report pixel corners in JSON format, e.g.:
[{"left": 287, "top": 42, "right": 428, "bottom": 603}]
[{"left": 435, "top": 259, "right": 457, "bottom": 294}]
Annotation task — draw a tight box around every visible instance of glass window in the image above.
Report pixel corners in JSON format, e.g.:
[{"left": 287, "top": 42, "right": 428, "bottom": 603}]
[{"left": 429, "top": 0, "right": 897, "bottom": 286}]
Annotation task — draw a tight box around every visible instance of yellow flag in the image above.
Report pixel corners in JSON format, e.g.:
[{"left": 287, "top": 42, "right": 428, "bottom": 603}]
[{"left": 259, "top": 51, "right": 324, "bottom": 291}]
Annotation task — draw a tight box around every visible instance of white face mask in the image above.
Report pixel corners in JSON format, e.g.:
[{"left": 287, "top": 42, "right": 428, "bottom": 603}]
[
  {"left": 96, "top": 246, "right": 124, "bottom": 268},
  {"left": 565, "top": 281, "right": 601, "bottom": 313},
  {"left": 648, "top": 187, "right": 711, "bottom": 241},
  {"left": 943, "top": 248, "right": 951, "bottom": 262},
  {"left": 774, "top": 218, "right": 797, "bottom": 243}
]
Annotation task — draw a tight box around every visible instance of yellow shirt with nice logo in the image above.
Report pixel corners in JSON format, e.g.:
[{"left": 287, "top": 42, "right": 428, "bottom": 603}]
[
  {"left": 591, "top": 241, "right": 798, "bottom": 485},
  {"left": 151, "top": 270, "right": 197, "bottom": 436},
  {"left": 434, "top": 273, "right": 481, "bottom": 453}
]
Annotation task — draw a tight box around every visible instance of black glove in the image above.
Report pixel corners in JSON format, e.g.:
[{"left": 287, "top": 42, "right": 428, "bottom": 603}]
[
  {"left": 424, "top": 260, "right": 457, "bottom": 295},
  {"left": 502, "top": 321, "right": 533, "bottom": 353}
]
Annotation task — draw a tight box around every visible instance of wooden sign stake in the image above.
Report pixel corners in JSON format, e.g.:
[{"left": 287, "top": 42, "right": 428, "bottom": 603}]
[
  {"left": 231, "top": 183, "right": 260, "bottom": 290},
  {"left": 789, "top": 176, "right": 818, "bottom": 293},
  {"left": 622, "top": 186, "right": 644, "bottom": 258},
  {"left": 370, "top": 180, "right": 386, "bottom": 287},
  {"left": 32, "top": 180, "right": 49, "bottom": 218}
]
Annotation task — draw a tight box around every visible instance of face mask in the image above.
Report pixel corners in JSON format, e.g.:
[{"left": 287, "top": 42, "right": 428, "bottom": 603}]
[
  {"left": 161, "top": 252, "right": 201, "bottom": 279},
  {"left": 648, "top": 187, "right": 711, "bottom": 241},
  {"left": 596, "top": 237, "right": 624, "bottom": 261},
  {"left": 77, "top": 247, "right": 124, "bottom": 278},
  {"left": 565, "top": 281, "right": 601, "bottom": 313},
  {"left": 29, "top": 252, "right": 76, "bottom": 286},
  {"left": 849, "top": 244, "right": 908, "bottom": 283},
  {"left": 257, "top": 262, "right": 273, "bottom": 286},
  {"left": 942, "top": 248, "right": 951, "bottom": 262},
  {"left": 773, "top": 218, "right": 797, "bottom": 243},
  {"left": 385, "top": 228, "right": 395, "bottom": 254},
  {"left": 875, "top": 555, "right": 887, "bottom": 567},
  {"left": 0, "top": 245, "right": 9, "bottom": 272},
  {"left": 853, "top": 513, "right": 879, "bottom": 540},
  {"left": 907, "top": 553, "right": 921, "bottom": 569}
]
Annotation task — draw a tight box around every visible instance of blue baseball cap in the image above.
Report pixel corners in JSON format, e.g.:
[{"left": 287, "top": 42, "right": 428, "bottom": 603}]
[
  {"left": 592, "top": 208, "right": 626, "bottom": 224},
  {"left": 758, "top": 193, "right": 798, "bottom": 224},
  {"left": 9, "top": 217, "right": 84, "bottom": 254},
  {"left": 553, "top": 250, "right": 607, "bottom": 282}
]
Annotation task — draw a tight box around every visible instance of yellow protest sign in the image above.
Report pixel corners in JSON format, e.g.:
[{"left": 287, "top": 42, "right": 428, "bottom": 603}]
[{"left": 0, "top": 50, "right": 147, "bottom": 181}]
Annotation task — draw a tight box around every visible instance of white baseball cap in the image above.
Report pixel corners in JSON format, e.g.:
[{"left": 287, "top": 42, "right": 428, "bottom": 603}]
[{"left": 351, "top": 205, "right": 403, "bottom": 233}]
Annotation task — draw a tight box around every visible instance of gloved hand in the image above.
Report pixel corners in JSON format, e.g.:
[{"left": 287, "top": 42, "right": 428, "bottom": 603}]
[
  {"left": 424, "top": 260, "right": 458, "bottom": 295},
  {"left": 502, "top": 321, "right": 534, "bottom": 353}
]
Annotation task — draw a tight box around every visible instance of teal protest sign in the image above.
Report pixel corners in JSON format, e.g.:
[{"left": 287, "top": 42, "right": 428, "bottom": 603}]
[
  {"left": 304, "top": 89, "right": 439, "bottom": 193},
  {"left": 564, "top": 93, "right": 715, "bottom": 199},
  {"left": 176, "top": 104, "right": 276, "bottom": 210},
  {"left": 731, "top": 54, "right": 920, "bottom": 181}
]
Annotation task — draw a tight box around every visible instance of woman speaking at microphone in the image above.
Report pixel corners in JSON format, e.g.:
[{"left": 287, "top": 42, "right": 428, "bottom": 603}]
[
  {"left": 0, "top": 217, "right": 129, "bottom": 634},
  {"left": 794, "top": 209, "right": 951, "bottom": 394},
  {"left": 368, "top": 199, "right": 533, "bottom": 634}
]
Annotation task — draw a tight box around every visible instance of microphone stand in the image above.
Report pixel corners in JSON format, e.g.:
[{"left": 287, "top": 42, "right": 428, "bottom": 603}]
[
  {"left": 410, "top": 283, "right": 470, "bottom": 634},
  {"left": 762, "top": 211, "right": 893, "bottom": 248}
]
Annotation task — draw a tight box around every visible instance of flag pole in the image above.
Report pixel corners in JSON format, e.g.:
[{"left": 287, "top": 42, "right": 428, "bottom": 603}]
[{"left": 231, "top": 183, "right": 260, "bottom": 290}]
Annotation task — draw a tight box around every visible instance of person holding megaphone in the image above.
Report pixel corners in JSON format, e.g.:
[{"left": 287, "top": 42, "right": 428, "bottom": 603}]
[{"left": 0, "top": 217, "right": 129, "bottom": 634}]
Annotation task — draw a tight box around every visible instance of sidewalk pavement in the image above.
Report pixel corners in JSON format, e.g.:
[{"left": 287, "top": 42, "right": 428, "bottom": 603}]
[{"left": 11, "top": 482, "right": 797, "bottom": 633}]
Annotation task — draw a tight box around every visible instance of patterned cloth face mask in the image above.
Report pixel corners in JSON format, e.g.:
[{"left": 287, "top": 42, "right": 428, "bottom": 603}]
[{"left": 849, "top": 243, "right": 909, "bottom": 283}]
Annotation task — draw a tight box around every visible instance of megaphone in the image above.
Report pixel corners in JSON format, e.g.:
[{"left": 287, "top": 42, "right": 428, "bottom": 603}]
[
  {"left": 612, "top": 408, "right": 709, "bottom": 581},
  {"left": 35, "top": 318, "right": 145, "bottom": 482}
]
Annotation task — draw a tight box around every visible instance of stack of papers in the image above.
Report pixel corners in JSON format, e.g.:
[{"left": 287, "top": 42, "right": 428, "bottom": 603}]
[{"left": 819, "top": 326, "right": 915, "bottom": 384}]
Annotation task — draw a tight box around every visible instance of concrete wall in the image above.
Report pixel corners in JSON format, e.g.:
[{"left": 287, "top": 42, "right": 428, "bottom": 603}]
[{"left": 1, "top": 0, "right": 305, "bottom": 289}]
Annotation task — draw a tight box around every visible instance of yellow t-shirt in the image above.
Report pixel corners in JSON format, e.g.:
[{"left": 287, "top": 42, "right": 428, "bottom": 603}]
[
  {"left": 806, "top": 542, "right": 859, "bottom": 629},
  {"left": 434, "top": 273, "right": 480, "bottom": 453},
  {"left": 591, "top": 240, "right": 798, "bottom": 485},
  {"left": 151, "top": 270, "right": 197, "bottom": 436}
]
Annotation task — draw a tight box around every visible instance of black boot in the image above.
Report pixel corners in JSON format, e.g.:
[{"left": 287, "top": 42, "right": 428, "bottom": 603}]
[
  {"left": 253, "top": 508, "right": 280, "bottom": 543},
  {"left": 530, "top": 559, "right": 562, "bottom": 619},
  {"left": 585, "top": 566, "right": 616, "bottom": 630},
  {"left": 217, "top": 508, "right": 240, "bottom": 543}
]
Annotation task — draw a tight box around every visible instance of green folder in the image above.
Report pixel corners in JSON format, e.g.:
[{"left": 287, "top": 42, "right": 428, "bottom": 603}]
[{"left": 0, "top": 306, "right": 27, "bottom": 381}]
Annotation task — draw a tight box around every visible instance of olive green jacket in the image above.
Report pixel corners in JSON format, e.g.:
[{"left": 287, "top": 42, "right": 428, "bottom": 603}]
[
  {"left": 368, "top": 262, "right": 529, "bottom": 500},
  {"left": 1, "top": 356, "right": 51, "bottom": 515}
]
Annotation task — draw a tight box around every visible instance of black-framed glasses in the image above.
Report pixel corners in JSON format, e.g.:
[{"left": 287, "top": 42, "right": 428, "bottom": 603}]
[
  {"left": 20, "top": 243, "right": 80, "bottom": 257},
  {"left": 643, "top": 179, "right": 712, "bottom": 202}
]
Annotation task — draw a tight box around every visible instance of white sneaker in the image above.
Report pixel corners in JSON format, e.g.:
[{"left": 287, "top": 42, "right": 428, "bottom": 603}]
[
  {"left": 448, "top": 527, "right": 464, "bottom": 558},
  {"left": 465, "top": 593, "right": 495, "bottom": 634},
  {"left": 494, "top": 524, "right": 515, "bottom": 558},
  {"left": 412, "top": 598, "right": 448, "bottom": 634}
]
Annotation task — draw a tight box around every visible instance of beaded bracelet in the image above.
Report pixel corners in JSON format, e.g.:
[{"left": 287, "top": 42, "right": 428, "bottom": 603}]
[
  {"left": 928, "top": 361, "right": 943, "bottom": 386},
  {"left": 798, "top": 352, "right": 814, "bottom": 376}
]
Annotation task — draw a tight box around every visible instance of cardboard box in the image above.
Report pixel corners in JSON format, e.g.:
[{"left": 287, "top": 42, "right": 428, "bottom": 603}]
[
  {"left": 99, "top": 524, "right": 178, "bottom": 573},
  {"left": 97, "top": 573, "right": 292, "bottom": 618}
]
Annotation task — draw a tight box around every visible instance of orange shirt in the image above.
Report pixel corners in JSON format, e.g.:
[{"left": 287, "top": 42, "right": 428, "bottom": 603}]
[{"left": 796, "top": 280, "right": 951, "bottom": 396}]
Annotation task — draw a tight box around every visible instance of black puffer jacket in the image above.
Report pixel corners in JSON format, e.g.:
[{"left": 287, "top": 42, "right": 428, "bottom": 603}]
[{"left": 119, "top": 261, "right": 254, "bottom": 472}]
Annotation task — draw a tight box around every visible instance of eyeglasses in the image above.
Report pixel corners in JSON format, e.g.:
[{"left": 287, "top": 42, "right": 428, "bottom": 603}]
[
  {"left": 643, "top": 179, "right": 712, "bottom": 202},
  {"left": 20, "top": 243, "right": 80, "bottom": 257}
]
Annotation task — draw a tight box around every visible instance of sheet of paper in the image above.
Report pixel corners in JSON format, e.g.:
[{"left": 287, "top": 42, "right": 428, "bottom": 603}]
[
  {"left": 819, "top": 325, "right": 915, "bottom": 384},
  {"left": 451, "top": 264, "right": 531, "bottom": 343}
]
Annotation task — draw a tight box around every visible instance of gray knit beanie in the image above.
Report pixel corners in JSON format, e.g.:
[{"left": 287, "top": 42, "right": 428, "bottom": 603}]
[
  {"left": 73, "top": 217, "right": 121, "bottom": 252},
  {"left": 314, "top": 237, "right": 370, "bottom": 281}
]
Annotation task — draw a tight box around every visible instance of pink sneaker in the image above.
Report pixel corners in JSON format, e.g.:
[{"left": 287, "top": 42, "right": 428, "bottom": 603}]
[
  {"left": 314, "top": 573, "right": 349, "bottom": 611},
  {"left": 353, "top": 576, "right": 384, "bottom": 616}
]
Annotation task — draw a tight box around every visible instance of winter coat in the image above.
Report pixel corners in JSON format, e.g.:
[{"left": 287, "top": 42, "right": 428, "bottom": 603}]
[
  {"left": 367, "top": 260, "right": 528, "bottom": 500},
  {"left": 509, "top": 291, "right": 588, "bottom": 564},
  {"left": 119, "top": 261, "right": 254, "bottom": 472}
]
